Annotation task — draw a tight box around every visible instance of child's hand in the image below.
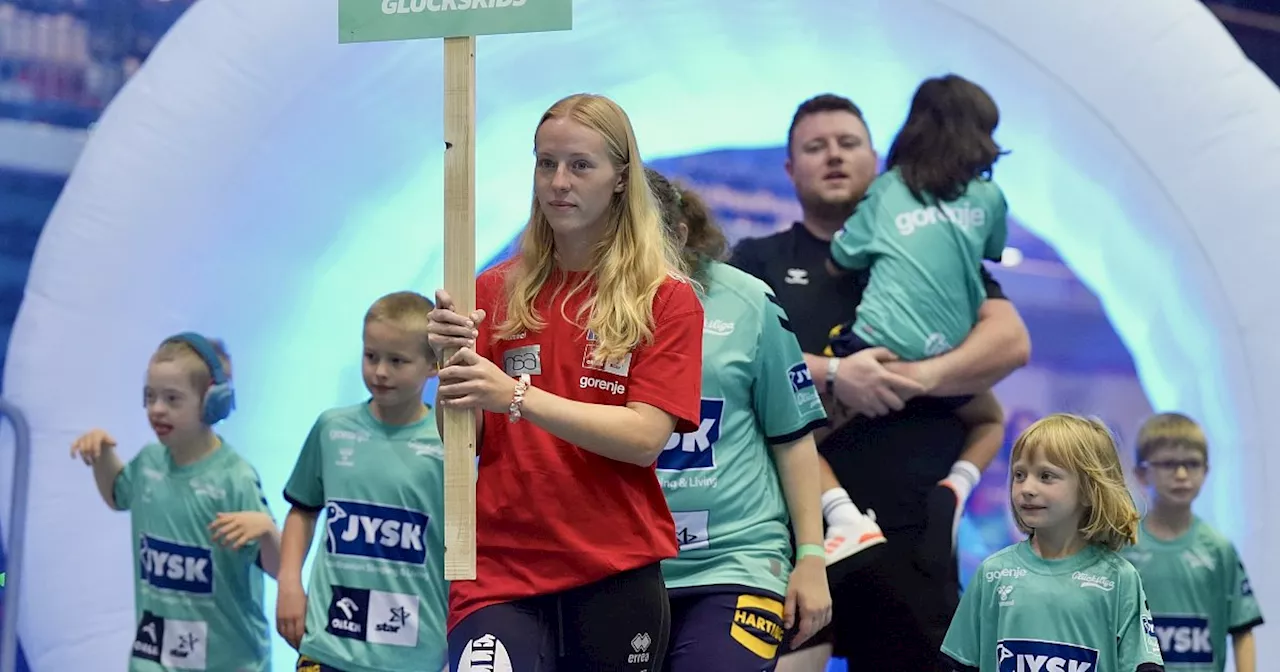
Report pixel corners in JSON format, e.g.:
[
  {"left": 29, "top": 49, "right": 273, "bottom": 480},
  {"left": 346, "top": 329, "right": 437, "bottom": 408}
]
[
  {"left": 209, "top": 512, "right": 274, "bottom": 550},
  {"left": 70, "top": 429, "right": 117, "bottom": 465},
  {"left": 276, "top": 580, "right": 308, "bottom": 651}
]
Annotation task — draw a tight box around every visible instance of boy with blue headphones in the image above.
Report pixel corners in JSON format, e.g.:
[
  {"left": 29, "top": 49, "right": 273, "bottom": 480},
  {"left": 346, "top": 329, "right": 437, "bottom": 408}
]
[{"left": 72, "top": 332, "right": 281, "bottom": 671}]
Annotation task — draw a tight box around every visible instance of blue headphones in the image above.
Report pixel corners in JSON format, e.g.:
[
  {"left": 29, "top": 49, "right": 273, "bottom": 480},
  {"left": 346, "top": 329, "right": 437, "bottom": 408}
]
[{"left": 168, "top": 332, "right": 236, "bottom": 425}]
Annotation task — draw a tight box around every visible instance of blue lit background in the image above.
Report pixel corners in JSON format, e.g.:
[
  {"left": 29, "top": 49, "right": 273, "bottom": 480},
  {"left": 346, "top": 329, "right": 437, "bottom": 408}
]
[{"left": 5, "top": 0, "right": 1279, "bottom": 669}]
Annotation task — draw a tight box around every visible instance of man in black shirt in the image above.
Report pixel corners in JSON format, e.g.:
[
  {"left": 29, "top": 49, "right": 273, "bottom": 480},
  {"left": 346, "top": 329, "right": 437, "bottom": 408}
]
[{"left": 733, "top": 94, "right": 1032, "bottom": 671}]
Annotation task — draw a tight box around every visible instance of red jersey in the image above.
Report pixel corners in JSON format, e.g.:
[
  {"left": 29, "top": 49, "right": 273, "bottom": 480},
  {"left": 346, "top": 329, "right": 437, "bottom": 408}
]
[{"left": 447, "top": 260, "right": 704, "bottom": 630}]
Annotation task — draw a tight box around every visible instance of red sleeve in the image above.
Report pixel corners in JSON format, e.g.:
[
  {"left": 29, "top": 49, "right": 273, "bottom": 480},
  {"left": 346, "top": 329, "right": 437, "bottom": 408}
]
[
  {"left": 625, "top": 279, "right": 704, "bottom": 433},
  {"left": 474, "top": 264, "right": 508, "bottom": 361}
]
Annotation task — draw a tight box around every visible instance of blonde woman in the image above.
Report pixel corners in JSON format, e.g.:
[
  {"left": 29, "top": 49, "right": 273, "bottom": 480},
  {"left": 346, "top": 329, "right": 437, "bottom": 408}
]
[{"left": 428, "top": 93, "right": 704, "bottom": 671}]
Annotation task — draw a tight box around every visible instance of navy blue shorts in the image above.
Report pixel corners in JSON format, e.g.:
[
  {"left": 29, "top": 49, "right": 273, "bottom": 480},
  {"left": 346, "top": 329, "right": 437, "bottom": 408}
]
[
  {"left": 827, "top": 328, "right": 972, "bottom": 410},
  {"left": 449, "top": 562, "right": 669, "bottom": 672},
  {"left": 296, "top": 655, "right": 344, "bottom": 672},
  {"left": 665, "top": 587, "right": 788, "bottom": 672}
]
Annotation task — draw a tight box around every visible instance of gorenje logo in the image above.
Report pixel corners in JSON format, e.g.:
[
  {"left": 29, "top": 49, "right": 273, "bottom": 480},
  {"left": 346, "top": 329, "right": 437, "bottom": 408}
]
[
  {"left": 985, "top": 567, "right": 1028, "bottom": 583},
  {"left": 138, "top": 536, "right": 213, "bottom": 594},
  {"left": 1071, "top": 571, "right": 1115, "bottom": 591},
  {"left": 325, "top": 500, "right": 429, "bottom": 564},
  {"left": 579, "top": 375, "right": 625, "bottom": 395},
  {"left": 1153, "top": 615, "right": 1213, "bottom": 664},
  {"left": 894, "top": 202, "right": 986, "bottom": 236},
  {"left": 996, "top": 639, "right": 1099, "bottom": 672},
  {"left": 658, "top": 398, "right": 723, "bottom": 471}
]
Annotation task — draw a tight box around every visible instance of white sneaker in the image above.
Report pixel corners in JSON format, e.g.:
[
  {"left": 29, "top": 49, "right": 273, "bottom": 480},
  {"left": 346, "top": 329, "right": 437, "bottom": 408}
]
[{"left": 823, "top": 508, "right": 887, "bottom": 567}]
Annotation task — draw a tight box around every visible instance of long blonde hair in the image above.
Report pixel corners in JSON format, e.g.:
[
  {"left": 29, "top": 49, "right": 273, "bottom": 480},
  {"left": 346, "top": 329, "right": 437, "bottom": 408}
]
[
  {"left": 1010, "top": 413, "right": 1140, "bottom": 551},
  {"left": 494, "top": 94, "right": 687, "bottom": 363}
]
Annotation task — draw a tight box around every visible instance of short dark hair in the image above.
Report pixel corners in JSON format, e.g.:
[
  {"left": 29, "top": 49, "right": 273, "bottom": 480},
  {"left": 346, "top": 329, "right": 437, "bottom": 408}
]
[{"left": 787, "top": 94, "right": 867, "bottom": 155}]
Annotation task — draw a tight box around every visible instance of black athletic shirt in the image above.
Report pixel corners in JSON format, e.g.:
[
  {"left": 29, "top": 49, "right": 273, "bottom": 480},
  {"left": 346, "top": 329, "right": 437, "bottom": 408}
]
[{"left": 730, "top": 221, "right": 1009, "bottom": 531}]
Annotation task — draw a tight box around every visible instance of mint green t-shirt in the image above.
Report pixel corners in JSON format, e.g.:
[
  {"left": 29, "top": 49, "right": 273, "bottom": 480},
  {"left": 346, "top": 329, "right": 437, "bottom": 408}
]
[
  {"left": 658, "top": 261, "right": 828, "bottom": 598},
  {"left": 1120, "top": 517, "right": 1264, "bottom": 671},
  {"left": 284, "top": 403, "right": 447, "bottom": 672},
  {"left": 831, "top": 168, "right": 1008, "bottom": 360},
  {"left": 942, "top": 540, "right": 1165, "bottom": 672},
  {"left": 113, "top": 441, "right": 274, "bottom": 672}
]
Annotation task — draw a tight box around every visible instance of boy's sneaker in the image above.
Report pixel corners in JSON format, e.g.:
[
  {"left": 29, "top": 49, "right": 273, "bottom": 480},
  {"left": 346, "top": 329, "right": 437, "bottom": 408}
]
[{"left": 824, "top": 507, "right": 887, "bottom": 566}]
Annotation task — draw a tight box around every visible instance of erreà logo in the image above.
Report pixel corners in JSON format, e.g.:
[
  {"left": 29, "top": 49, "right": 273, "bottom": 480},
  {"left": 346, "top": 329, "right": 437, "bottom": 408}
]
[{"left": 997, "top": 639, "right": 1098, "bottom": 672}]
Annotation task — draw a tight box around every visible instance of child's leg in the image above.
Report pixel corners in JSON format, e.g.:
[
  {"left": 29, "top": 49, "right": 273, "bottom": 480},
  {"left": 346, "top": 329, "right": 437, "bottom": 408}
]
[
  {"left": 818, "top": 456, "right": 886, "bottom": 566},
  {"left": 930, "top": 390, "right": 1003, "bottom": 551}
]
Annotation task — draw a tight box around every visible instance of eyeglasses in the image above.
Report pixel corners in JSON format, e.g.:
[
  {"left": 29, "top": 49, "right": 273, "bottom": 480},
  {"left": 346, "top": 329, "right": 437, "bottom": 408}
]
[{"left": 1142, "top": 459, "right": 1206, "bottom": 474}]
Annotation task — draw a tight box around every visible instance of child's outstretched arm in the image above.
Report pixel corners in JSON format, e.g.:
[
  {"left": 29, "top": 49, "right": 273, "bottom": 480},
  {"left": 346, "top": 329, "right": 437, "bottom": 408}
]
[
  {"left": 1233, "top": 629, "right": 1255, "bottom": 672},
  {"left": 70, "top": 429, "right": 127, "bottom": 510},
  {"left": 210, "top": 512, "right": 282, "bottom": 577},
  {"left": 277, "top": 506, "right": 318, "bottom": 650}
]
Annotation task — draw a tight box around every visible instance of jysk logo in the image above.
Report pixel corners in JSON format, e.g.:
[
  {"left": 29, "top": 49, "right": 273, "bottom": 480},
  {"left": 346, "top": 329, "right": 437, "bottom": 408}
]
[
  {"left": 658, "top": 398, "right": 723, "bottom": 471},
  {"left": 138, "top": 535, "right": 213, "bottom": 594},
  {"left": 996, "top": 639, "right": 1098, "bottom": 672},
  {"left": 1153, "top": 615, "right": 1213, "bottom": 664},
  {"left": 788, "top": 363, "right": 813, "bottom": 392},
  {"left": 325, "top": 500, "right": 429, "bottom": 565}
]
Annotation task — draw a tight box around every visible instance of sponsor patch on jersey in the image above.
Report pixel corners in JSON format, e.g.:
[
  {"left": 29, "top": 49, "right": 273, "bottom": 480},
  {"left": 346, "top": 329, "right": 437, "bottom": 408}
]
[
  {"left": 325, "top": 500, "right": 429, "bottom": 564},
  {"left": 729, "top": 594, "right": 785, "bottom": 661},
  {"left": 582, "top": 346, "right": 632, "bottom": 377},
  {"left": 996, "top": 639, "right": 1099, "bottom": 672},
  {"left": 502, "top": 344, "right": 542, "bottom": 376},
  {"left": 658, "top": 398, "right": 723, "bottom": 471},
  {"left": 327, "top": 586, "right": 420, "bottom": 648},
  {"left": 1153, "top": 615, "right": 1213, "bottom": 664},
  {"left": 132, "top": 611, "right": 165, "bottom": 663},
  {"left": 672, "top": 510, "right": 710, "bottom": 551},
  {"left": 787, "top": 362, "right": 821, "bottom": 410},
  {"left": 138, "top": 535, "right": 214, "bottom": 594}
]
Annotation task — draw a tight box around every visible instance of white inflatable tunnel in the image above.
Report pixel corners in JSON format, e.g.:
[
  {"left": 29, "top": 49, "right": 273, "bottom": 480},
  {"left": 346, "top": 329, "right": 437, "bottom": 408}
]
[{"left": 4, "top": 0, "right": 1279, "bottom": 668}]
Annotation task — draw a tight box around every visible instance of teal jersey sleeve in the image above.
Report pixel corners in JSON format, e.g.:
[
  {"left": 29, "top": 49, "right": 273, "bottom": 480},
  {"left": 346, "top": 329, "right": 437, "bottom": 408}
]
[
  {"left": 983, "top": 190, "right": 1009, "bottom": 262},
  {"left": 1227, "top": 547, "right": 1264, "bottom": 633},
  {"left": 229, "top": 465, "right": 276, "bottom": 565},
  {"left": 941, "top": 568, "right": 985, "bottom": 668},
  {"left": 1118, "top": 566, "right": 1166, "bottom": 671},
  {"left": 830, "top": 189, "right": 883, "bottom": 271},
  {"left": 753, "top": 293, "right": 827, "bottom": 443},
  {"left": 113, "top": 452, "right": 140, "bottom": 511},
  {"left": 284, "top": 417, "right": 326, "bottom": 510}
]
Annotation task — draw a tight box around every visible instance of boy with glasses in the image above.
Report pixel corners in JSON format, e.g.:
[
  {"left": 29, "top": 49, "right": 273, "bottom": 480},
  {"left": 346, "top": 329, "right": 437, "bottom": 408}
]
[{"left": 1123, "top": 412, "right": 1264, "bottom": 671}]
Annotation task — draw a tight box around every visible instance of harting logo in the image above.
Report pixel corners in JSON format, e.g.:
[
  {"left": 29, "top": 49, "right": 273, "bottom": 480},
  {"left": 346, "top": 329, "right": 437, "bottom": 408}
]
[{"left": 628, "top": 632, "right": 652, "bottom": 664}]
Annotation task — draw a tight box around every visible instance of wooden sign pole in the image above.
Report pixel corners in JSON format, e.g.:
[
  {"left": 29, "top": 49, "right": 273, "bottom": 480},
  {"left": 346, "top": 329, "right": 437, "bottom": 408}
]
[
  {"left": 441, "top": 35, "right": 477, "bottom": 581},
  {"left": 339, "top": 0, "right": 572, "bottom": 583}
]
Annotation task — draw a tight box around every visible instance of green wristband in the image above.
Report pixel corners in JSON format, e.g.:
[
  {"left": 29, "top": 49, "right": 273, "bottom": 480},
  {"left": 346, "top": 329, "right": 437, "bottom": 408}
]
[{"left": 796, "top": 544, "right": 825, "bottom": 561}]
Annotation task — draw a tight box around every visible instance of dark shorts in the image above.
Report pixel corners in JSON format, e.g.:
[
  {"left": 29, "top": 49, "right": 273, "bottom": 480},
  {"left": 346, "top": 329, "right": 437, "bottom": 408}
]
[
  {"left": 827, "top": 328, "right": 973, "bottom": 410},
  {"left": 665, "top": 587, "right": 788, "bottom": 672},
  {"left": 296, "top": 655, "right": 345, "bottom": 672},
  {"left": 782, "top": 516, "right": 960, "bottom": 672},
  {"left": 449, "top": 562, "right": 670, "bottom": 672}
]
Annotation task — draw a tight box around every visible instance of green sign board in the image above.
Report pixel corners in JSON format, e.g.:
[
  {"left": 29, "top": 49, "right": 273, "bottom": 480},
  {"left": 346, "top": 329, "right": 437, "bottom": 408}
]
[{"left": 339, "top": 0, "right": 573, "bottom": 44}]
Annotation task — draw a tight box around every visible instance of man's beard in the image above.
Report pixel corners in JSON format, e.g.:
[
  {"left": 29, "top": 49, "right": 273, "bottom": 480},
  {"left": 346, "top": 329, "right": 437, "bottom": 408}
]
[{"left": 799, "top": 191, "right": 860, "bottom": 227}]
